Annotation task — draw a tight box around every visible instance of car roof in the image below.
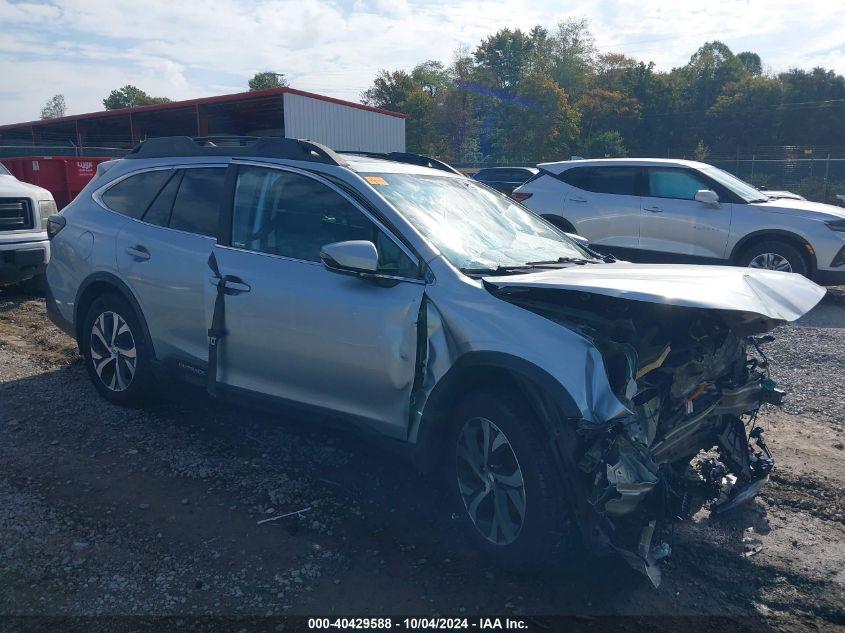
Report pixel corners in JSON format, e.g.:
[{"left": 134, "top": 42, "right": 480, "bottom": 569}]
[
  {"left": 537, "top": 157, "right": 710, "bottom": 175},
  {"left": 478, "top": 166, "right": 538, "bottom": 173},
  {"left": 339, "top": 153, "right": 463, "bottom": 177}
]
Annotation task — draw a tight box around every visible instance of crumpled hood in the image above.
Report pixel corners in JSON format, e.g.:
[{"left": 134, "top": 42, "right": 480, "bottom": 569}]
[
  {"left": 484, "top": 263, "right": 826, "bottom": 322},
  {"left": 750, "top": 198, "right": 845, "bottom": 222}
]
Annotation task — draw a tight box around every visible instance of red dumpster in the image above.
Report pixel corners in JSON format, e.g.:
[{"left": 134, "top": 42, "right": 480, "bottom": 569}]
[{"left": 1, "top": 156, "right": 113, "bottom": 209}]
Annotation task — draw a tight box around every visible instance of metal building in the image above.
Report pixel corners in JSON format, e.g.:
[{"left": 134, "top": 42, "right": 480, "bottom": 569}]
[{"left": 0, "top": 87, "right": 406, "bottom": 157}]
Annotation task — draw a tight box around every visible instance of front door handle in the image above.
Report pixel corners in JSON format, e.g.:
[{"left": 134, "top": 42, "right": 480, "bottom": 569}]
[
  {"left": 568, "top": 197, "right": 587, "bottom": 203},
  {"left": 643, "top": 205, "right": 662, "bottom": 213},
  {"left": 209, "top": 276, "right": 251, "bottom": 295},
  {"left": 125, "top": 245, "right": 150, "bottom": 261}
]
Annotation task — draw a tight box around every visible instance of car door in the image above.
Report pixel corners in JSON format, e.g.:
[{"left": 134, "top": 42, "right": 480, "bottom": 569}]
[
  {"left": 208, "top": 163, "right": 426, "bottom": 438},
  {"left": 559, "top": 166, "right": 642, "bottom": 249},
  {"left": 115, "top": 164, "right": 227, "bottom": 363},
  {"left": 639, "top": 167, "right": 733, "bottom": 260}
]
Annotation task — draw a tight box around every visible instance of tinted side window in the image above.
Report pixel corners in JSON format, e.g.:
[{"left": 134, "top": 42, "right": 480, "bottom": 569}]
[
  {"left": 142, "top": 170, "right": 182, "bottom": 227},
  {"left": 496, "top": 169, "right": 522, "bottom": 181},
  {"left": 169, "top": 168, "right": 226, "bottom": 237},
  {"left": 101, "top": 170, "right": 173, "bottom": 218},
  {"left": 232, "top": 166, "right": 416, "bottom": 276},
  {"left": 647, "top": 168, "right": 710, "bottom": 200},
  {"left": 562, "top": 167, "right": 639, "bottom": 195}
]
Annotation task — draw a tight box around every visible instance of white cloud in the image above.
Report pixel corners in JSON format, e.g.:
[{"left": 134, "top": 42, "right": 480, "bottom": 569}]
[{"left": 0, "top": 0, "right": 843, "bottom": 125}]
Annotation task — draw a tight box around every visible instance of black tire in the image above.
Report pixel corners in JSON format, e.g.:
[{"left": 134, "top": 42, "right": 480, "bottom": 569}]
[
  {"left": 737, "top": 239, "right": 809, "bottom": 277},
  {"left": 541, "top": 215, "right": 577, "bottom": 234},
  {"left": 81, "top": 292, "right": 154, "bottom": 405},
  {"left": 445, "top": 389, "right": 574, "bottom": 568}
]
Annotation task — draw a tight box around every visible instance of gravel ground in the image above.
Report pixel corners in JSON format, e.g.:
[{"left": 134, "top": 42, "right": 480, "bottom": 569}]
[{"left": 0, "top": 285, "right": 843, "bottom": 631}]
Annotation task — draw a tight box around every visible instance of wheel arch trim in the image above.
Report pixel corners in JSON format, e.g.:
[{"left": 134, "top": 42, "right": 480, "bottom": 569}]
[
  {"left": 74, "top": 271, "right": 157, "bottom": 360},
  {"left": 729, "top": 229, "right": 818, "bottom": 274},
  {"left": 412, "top": 350, "right": 581, "bottom": 472}
]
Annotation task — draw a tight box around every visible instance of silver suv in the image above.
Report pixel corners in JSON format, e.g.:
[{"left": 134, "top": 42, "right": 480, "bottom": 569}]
[
  {"left": 513, "top": 158, "right": 845, "bottom": 285},
  {"left": 45, "top": 137, "right": 825, "bottom": 585}
]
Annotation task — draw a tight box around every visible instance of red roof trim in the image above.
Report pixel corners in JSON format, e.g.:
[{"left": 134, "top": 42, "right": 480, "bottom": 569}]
[{"left": 0, "top": 87, "right": 405, "bottom": 131}]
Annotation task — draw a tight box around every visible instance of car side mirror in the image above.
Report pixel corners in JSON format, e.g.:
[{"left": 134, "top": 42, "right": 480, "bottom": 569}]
[
  {"left": 695, "top": 189, "right": 720, "bottom": 206},
  {"left": 321, "top": 240, "right": 379, "bottom": 275}
]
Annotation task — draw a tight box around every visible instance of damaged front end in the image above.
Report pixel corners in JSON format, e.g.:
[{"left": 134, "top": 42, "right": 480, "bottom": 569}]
[{"left": 491, "top": 286, "right": 795, "bottom": 586}]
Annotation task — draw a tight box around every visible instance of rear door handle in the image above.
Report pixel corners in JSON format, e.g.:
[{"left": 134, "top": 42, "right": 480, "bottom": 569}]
[
  {"left": 643, "top": 205, "right": 662, "bottom": 213},
  {"left": 125, "top": 245, "right": 150, "bottom": 261},
  {"left": 209, "top": 276, "right": 251, "bottom": 295}
]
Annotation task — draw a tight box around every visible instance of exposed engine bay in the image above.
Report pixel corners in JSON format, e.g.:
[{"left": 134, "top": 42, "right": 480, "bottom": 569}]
[{"left": 494, "top": 287, "right": 787, "bottom": 586}]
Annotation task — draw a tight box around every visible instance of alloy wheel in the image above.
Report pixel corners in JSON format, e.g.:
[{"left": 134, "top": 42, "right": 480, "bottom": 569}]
[
  {"left": 455, "top": 417, "right": 527, "bottom": 546},
  {"left": 90, "top": 311, "right": 137, "bottom": 392},
  {"left": 748, "top": 252, "right": 793, "bottom": 272}
]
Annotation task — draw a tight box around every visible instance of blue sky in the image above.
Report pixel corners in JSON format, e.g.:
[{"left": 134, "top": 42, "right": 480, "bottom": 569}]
[{"left": 1, "top": 0, "right": 843, "bottom": 125}]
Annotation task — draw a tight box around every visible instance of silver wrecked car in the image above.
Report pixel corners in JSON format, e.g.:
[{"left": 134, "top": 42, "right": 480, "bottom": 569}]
[{"left": 45, "top": 137, "right": 825, "bottom": 585}]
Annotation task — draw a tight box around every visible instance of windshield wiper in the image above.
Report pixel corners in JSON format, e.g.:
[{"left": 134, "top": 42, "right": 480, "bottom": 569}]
[
  {"left": 460, "top": 257, "right": 605, "bottom": 276},
  {"left": 525, "top": 257, "right": 598, "bottom": 266},
  {"left": 459, "top": 264, "right": 536, "bottom": 276}
]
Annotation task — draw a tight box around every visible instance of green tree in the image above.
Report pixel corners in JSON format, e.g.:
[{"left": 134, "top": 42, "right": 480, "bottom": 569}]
[
  {"left": 361, "top": 22, "right": 845, "bottom": 164},
  {"left": 778, "top": 67, "right": 845, "bottom": 145},
  {"left": 577, "top": 88, "right": 640, "bottom": 143},
  {"left": 549, "top": 18, "right": 596, "bottom": 99},
  {"left": 499, "top": 73, "right": 580, "bottom": 162},
  {"left": 248, "top": 71, "right": 288, "bottom": 91},
  {"left": 587, "top": 131, "right": 627, "bottom": 158},
  {"left": 679, "top": 42, "right": 748, "bottom": 112},
  {"left": 362, "top": 66, "right": 447, "bottom": 156},
  {"left": 361, "top": 69, "right": 418, "bottom": 111},
  {"left": 473, "top": 28, "right": 539, "bottom": 92},
  {"left": 411, "top": 61, "right": 450, "bottom": 98},
  {"left": 40, "top": 94, "right": 66, "bottom": 119},
  {"left": 707, "top": 76, "right": 783, "bottom": 147},
  {"left": 103, "top": 85, "right": 171, "bottom": 110},
  {"left": 737, "top": 52, "right": 762, "bottom": 76},
  {"left": 438, "top": 52, "right": 481, "bottom": 162}
]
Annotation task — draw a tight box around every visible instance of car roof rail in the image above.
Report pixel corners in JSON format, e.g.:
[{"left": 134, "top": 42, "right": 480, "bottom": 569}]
[
  {"left": 125, "top": 135, "right": 348, "bottom": 166},
  {"left": 341, "top": 151, "right": 463, "bottom": 176}
]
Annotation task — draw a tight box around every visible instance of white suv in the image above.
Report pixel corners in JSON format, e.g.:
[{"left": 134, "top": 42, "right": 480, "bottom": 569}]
[
  {"left": 0, "top": 161, "right": 57, "bottom": 288},
  {"left": 513, "top": 158, "right": 845, "bottom": 285}
]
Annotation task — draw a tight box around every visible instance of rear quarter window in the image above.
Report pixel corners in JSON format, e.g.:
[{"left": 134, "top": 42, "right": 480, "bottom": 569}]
[
  {"left": 100, "top": 169, "right": 173, "bottom": 218},
  {"left": 560, "top": 166, "right": 639, "bottom": 196}
]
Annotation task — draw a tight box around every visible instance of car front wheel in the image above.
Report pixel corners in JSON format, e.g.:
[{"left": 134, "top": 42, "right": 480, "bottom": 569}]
[
  {"left": 738, "top": 239, "right": 809, "bottom": 277},
  {"left": 447, "top": 390, "right": 574, "bottom": 567}
]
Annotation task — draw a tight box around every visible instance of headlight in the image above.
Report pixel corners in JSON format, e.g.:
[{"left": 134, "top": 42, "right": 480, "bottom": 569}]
[
  {"left": 826, "top": 219, "right": 845, "bottom": 233},
  {"left": 38, "top": 199, "right": 57, "bottom": 222}
]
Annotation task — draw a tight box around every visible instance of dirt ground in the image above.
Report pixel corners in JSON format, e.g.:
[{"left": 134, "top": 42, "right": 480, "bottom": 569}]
[{"left": 0, "top": 285, "right": 843, "bottom": 631}]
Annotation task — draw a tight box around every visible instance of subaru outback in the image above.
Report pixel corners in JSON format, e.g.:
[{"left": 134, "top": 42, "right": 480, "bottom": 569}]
[{"left": 45, "top": 137, "right": 825, "bottom": 585}]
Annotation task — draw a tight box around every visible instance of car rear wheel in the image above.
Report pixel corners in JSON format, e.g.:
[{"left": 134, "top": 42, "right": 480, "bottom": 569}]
[
  {"left": 81, "top": 293, "right": 154, "bottom": 405},
  {"left": 738, "top": 240, "right": 809, "bottom": 277},
  {"left": 446, "top": 390, "right": 574, "bottom": 567}
]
